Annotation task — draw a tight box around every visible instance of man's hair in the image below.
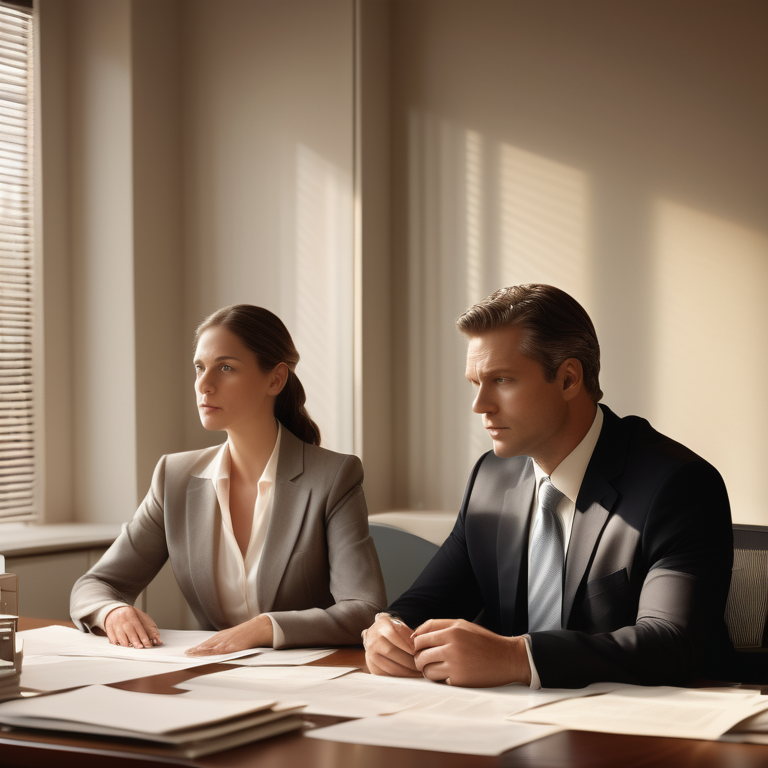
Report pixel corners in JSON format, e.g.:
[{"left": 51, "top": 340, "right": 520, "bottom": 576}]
[{"left": 456, "top": 284, "right": 603, "bottom": 403}]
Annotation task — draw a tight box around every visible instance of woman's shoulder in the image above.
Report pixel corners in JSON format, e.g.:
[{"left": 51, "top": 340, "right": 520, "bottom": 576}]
[
  {"left": 280, "top": 427, "right": 363, "bottom": 478},
  {"left": 160, "top": 443, "right": 225, "bottom": 477}
]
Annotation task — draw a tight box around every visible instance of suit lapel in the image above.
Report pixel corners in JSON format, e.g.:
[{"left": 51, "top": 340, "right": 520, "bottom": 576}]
[
  {"left": 562, "top": 406, "right": 624, "bottom": 628},
  {"left": 497, "top": 459, "right": 535, "bottom": 635},
  {"left": 185, "top": 476, "right": 228, "bottom": 629},
  {"left": 257, "top": 429, "right": 310, "bottom": 613}
]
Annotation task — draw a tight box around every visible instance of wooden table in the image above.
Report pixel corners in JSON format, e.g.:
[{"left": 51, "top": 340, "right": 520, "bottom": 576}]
[{"left": 2, "top": 618, "right": 767, "bottom": 768}]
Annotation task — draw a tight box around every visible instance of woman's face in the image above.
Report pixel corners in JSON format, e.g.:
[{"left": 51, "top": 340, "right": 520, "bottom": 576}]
[{"left": 194, "top": 325, "right": 285, "bottom": 434}]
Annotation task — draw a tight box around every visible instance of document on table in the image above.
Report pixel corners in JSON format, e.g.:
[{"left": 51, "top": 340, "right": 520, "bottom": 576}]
[
  {"left": 307, "top": 712, "right": 562, "bottom": 756},
  {"left": 21, "top": 655, "right": 202, "bottom": 692},
  {"left": 400, "top": 681, "right": 619, "bottom": 720},
  {"left": 180, "top": 669, "right": 443, "bottom": 717},
  {"left": 180, "top": 669, "right": 613, "bottom": 720},
  {"left": 18, "top": 625, "right": 260, "bottom": 664},
  {"left": 231, "top": 647, "right": 336, "bottom": 666},
  {"left": 0, "top": 684, "right": 282, "bottom": 737},
  {"left": 510, "top": 685, "right": 768, "bottom": 740}
]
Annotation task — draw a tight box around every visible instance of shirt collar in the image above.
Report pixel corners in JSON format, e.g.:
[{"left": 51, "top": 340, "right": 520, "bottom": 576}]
[
  {"left": 194, "top": 422, "right": 283, "bottom": 488},
  {"left": 533, "top": 406, "right": 604, "bottom": 502}
]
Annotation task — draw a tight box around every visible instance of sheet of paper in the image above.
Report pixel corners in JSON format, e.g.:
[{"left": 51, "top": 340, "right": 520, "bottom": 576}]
[
  {"left": 211, "top": 665, "right": 357, "bottom": 682},
  {"left": 231, "top": 648, "right": 336, "bottom": 666},
  {"left": 307, "top": 712, "right": 562, "bottom": 756},
  {"left": 180, "top": 670, "right": 603, "bottom": 719},
  {"left": 510, "top": 685, "right": 768, "bottom": 740},
  {"left": 0, "top": 684, "right": 278, "bottom": 735},
  {"left": 18, "top": 625, "right": 259, "bottom": 664},
  {"left": 180, "top": 670, "right": 444, "bottom": 717},
  {"left": 400, "top": 680, "right": 619, "bottom": 720},
  {"left": 20, "top": 655, "right": 201, "bottom": 692}
]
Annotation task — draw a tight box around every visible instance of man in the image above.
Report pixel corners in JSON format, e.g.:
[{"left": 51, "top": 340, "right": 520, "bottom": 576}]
[{"left": 364, "top": 284, "right": 733, "bottom": 688}]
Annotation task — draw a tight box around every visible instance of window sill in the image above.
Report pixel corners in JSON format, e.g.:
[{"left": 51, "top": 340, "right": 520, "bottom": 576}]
[{"left": 0, "top": 524, "right": 123, "bottom": 558}]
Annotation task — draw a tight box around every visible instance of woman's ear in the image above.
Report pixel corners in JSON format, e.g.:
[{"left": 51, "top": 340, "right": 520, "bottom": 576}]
[{"left": 268, "top": 362, "right": 290, "bottom": 396}]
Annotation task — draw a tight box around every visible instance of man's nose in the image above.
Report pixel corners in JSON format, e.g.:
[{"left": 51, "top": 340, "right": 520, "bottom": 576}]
[{"left": 472, "top": 386, "right": 495, "bottom": 414}]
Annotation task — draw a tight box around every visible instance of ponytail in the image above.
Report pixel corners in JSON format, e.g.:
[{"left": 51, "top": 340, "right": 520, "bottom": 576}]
[{"left": 275, "top": 370, "right": 321, "bottom": 446}]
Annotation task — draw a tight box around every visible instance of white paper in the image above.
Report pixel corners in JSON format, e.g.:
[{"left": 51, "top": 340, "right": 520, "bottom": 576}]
[
  {"left": 20, "top": 655, "right": 201, "bottom": 692},
  {"left": 0, "top": 684, "right": 278, "bottom": 735},
  {"left": 18, "top": 625, "right": 260, "bottom": 664},
  {"left": 231, "top": 648, "right": 336, "bottom": 666},
  {"left": 212, "top": 665, "right": 357, "bottom": 681},
  {"left": 511, "top": 685, "right": 768, "bottom": 740},
  {"left": 180, "top": 670, "right": 443, "bottom": 717},
  {"left": 398, "top": 681, "right": 619, "bottom": 720},
  {"left": 307, "top": 712, "right": 562, "bottom": 756}
]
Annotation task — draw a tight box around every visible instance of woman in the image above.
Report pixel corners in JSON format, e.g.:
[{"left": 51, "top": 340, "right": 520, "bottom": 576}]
[{"left": 70, "top": 305, "right": 386, "bottom": 655}]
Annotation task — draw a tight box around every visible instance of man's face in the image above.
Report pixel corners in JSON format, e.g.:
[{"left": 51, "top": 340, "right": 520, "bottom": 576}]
[{"left": 465, "top": 325, "right": 569, "bottom": 464}]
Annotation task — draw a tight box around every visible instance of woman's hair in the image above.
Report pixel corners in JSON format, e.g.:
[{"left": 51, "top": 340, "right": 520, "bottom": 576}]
[{"left": 195, "top": 305, "right": 321, "bottom": 446}]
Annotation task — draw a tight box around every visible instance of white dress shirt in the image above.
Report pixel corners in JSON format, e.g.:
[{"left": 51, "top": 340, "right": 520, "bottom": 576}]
[
  {"left": 524, "top": 406, "right": 604, "bottom": 688},
  {"left": 196, "top": 425, "right": 285, "bottom": 646}
]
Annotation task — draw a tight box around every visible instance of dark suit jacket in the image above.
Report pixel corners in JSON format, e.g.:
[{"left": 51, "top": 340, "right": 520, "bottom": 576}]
[
  {"left": 389, "top": 405, "right": 734, "bottom": 688},
  {"left": 71, "top": 427, "right": 386, "bottom": 647}
]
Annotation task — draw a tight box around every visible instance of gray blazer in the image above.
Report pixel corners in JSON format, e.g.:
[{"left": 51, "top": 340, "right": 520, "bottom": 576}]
[{"left": 70, "top": 428, "right": 386, "bottom": 647}]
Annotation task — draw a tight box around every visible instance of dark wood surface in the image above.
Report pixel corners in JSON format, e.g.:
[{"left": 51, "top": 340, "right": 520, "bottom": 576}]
[{"left": 2, "top": 618, "right": 767, "bottom": 768}]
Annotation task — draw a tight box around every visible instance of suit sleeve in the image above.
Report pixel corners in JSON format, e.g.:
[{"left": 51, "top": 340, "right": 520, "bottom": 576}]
[
  {"left": 267, "top": 455, "right": 387, "bottom": 647},
  {"left": 530, "top": 460, "right": 733, "bottom": 687},
  {"left": 387, "top": 455, "right": 487, "bottom": 628},
  {"left": 70, "top": 457, "right": 170, "bottom": 631}
]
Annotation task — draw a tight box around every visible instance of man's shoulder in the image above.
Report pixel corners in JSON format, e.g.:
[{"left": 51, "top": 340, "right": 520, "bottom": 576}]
[{"left": 598, "top": 405, "right": 721, "bottom": 481}]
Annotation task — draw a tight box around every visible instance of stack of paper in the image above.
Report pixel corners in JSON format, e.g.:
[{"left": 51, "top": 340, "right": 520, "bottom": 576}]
[
  {"left": 0, "top": 684, "right": 305, "bottom": 758},
  {"left": 723, "top": 707, "right": 768, "bottom": 745}
]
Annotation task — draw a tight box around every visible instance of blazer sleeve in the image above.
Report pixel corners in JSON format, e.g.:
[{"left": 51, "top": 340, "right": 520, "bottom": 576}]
[
  {"left": 529, "top": 460, "right": 734, "bottom": 687},
  {"left": 267, "top": 454, "right": 387, "bottom": 647},
  {"left": 387, "top": 455, "right": 487, "bottom": 628},
  {"left": 70, "top": 456, "right": 171, "bottom": 631}
]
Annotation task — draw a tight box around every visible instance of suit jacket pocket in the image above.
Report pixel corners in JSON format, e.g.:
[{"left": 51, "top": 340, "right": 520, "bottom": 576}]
[
  {"left": 586, "top": 567, "right": 628, "bottom": 598},
  {"left": 581, "top": 568, "right": 631, "bottom": 630}
]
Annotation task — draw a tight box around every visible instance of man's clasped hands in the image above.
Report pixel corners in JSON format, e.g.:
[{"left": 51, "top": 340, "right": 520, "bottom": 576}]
[{"left": 362, "top": 613, "right": 532, "bottom": 688}]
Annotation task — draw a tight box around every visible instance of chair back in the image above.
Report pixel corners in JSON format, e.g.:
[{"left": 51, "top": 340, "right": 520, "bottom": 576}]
[
  {"left": 725, "top": 524, "right": 768, "bottom": 650},
  {"left": 369, "top": 523, "right": 439, "bottom": 605}
]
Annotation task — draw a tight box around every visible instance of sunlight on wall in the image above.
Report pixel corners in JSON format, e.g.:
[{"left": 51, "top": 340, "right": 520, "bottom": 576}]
[
  {"left": 651, "top": 200, "right": 768, "bottom": 525},
  {"left": 499, "top": 144, "right": 592, "bottom": 307},
  {"left": 464, "top": 129, "right": 490, "bottom": 465},
  {"left": 293, "top": 144, "right": 354, "bottom": 453}
]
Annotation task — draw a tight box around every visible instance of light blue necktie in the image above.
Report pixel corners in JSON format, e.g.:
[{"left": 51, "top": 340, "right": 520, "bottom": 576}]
[{"left": 527, "top": 478, "right": 566, "bottom": 632}]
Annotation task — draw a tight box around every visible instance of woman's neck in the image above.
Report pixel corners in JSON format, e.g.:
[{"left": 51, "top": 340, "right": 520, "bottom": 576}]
[{"left": 226, "top": 417, "right": 279, "bottom": 486}]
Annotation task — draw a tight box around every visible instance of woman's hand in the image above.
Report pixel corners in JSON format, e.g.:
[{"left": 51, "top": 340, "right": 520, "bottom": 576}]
[
  {"left": 104, "top": 606, "right": 162, "bottom": 649},
  {"left": 185, "top": 614, "right": 274, "bottom": 656}
]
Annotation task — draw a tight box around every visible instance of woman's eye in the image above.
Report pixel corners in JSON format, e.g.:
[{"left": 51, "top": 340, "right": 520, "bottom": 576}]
[{"left": 221, "top": 364, "right": 231, "bottom": 372}]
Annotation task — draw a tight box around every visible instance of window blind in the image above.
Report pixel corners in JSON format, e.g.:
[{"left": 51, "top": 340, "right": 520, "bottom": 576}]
[{"left": 0, "top": 1, "right": 34, "bottom": 522}]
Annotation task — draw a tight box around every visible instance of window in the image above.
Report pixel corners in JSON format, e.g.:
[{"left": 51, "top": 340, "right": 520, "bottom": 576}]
[{"left": 0, "top": 0, "right": 34, "bottom": 522}]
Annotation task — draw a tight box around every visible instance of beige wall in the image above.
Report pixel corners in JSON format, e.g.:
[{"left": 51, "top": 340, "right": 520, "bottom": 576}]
[
  {"left": 34, "top": 0, "right": 767, "bottom": 526},
  {"left": 389, "top": 0, "right": 768, "bottom": 524},
  {"left": 180, "top": 0, "right": 356, "bottom": 457}
]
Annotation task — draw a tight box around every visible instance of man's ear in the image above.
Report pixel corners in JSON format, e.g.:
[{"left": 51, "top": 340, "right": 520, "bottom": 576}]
[
  {"left": 560, "top": 358, "right": 583, "bottom": 401},
  {"left": 268, "top": 362, "right": 290, "bottom": 396}
]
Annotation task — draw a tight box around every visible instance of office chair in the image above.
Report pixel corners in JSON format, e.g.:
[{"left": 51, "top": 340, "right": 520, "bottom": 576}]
[
  {"left": 368, "top": 523, "right": 439, "bottom": 605},
  {"left": 722, "top": 524, "right": 768, "bottom": 683},
  {"left": 726, "top": 524, "right": 768, "bottom": 651}
]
